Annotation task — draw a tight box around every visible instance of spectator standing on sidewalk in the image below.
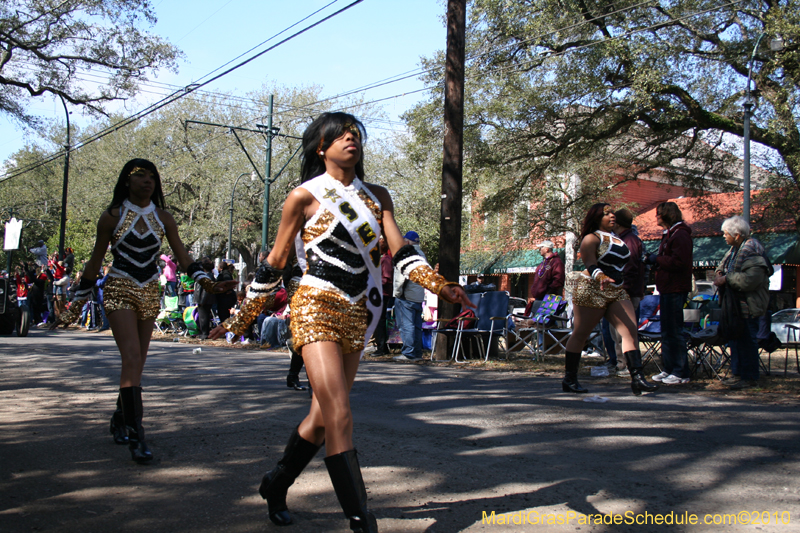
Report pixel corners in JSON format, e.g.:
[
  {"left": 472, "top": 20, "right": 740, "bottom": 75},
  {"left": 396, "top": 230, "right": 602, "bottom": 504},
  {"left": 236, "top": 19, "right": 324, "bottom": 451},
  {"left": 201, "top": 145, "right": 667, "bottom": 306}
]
[
  {"left": 529, "top": 240, "right": 565, "bottom": 300},
  {"left": 393, "top": 230, "right": 426, "bottom": 361},
  {"left": 714, "top": 216, "right": 770, "bottom": 390},
  {"left": 371, "top": 236, "right": 393, "bottom": 356},
  {"left": 215, "top": 262, "right": 238, "bottom": 323},
  {"left": 160, "top": 254, "right": 178, "bottom": 296},
  {"left": 29, "top": 240, "right": 48, "bottom": 267},
  {"left": 607, "top": 209, "right": 646, "bottom": 375},
  {"left": 194, "top": 258, "right": 216, "bottom": 339},
  {"left": 644, "top": 201, "right": 693, "bottom": 386}
]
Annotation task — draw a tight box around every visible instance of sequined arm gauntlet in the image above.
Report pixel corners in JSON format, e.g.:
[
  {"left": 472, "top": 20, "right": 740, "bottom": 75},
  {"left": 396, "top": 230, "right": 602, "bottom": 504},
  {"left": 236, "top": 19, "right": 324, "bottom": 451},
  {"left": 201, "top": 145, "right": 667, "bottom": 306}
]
[
  {"left": 186, "top": 262, "right": 220, "bottom": 294},
  {"left": 393, "top": 244, "right": 459, "bottom": 296},
  {"left": 58, "top": 277, "right": 95, "bottom": 326},
  {"left": 221, "top": 260, "right": 283, "bottom": 336}
]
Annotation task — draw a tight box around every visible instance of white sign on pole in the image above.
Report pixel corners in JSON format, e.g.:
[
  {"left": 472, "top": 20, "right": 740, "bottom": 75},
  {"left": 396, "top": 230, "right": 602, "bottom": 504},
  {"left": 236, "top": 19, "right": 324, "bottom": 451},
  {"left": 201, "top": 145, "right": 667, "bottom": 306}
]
[{"left": 3, "top": 218, "right": 22, "bottom": 251}]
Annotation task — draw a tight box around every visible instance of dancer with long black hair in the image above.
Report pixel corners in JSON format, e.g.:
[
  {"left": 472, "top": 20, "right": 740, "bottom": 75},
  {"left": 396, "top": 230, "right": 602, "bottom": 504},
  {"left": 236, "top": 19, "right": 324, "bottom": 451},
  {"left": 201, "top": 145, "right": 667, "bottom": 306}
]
[
  {"left": 51, "top": 158, "right": 234, "bottom": 462},
  {"left": 563, "top": 203, "right": 659, "bottom": 396},
  {"left": 210, "top": 113, "right": 473, "bottom": 532}
]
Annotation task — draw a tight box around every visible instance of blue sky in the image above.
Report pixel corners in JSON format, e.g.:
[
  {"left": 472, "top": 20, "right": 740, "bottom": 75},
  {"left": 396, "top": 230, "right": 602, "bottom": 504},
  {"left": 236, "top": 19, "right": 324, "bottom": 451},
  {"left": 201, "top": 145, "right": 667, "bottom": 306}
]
[{"left": 0, "top": 0, "right": 448, "bottom": 162}]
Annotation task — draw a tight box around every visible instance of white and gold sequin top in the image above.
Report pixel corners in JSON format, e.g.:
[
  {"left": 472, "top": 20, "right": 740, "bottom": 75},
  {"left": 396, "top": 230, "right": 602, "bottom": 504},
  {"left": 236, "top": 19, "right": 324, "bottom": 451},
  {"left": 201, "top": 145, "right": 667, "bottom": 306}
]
[
  {"left": 298, "top": 181, "right": 382, "bottom": 303},
  {"left": 108, "top": 199, "right": 166, "bottom": 286}
]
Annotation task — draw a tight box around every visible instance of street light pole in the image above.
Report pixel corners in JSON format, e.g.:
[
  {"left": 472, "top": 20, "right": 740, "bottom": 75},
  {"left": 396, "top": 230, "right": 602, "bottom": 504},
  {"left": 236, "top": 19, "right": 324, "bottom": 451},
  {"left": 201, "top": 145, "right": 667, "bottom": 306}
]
[
  {"left": 58, "top": 96, "right": 70, "bottom": 258},
  {"left": 742, "top": 33, "right": 783, "bottom": 224},
  {"left": 228, "top": 173, "right": 254, "bottom": 260}
]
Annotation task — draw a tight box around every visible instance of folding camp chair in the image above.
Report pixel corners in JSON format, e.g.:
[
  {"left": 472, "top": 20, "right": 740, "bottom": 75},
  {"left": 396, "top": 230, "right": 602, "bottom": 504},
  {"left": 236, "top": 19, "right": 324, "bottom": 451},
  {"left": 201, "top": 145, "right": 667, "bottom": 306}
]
[
  {"left": 527, "top": 295, "right": 571, "bottom": 358},
  {"left": 451, "top": 291, "right": 510, "bottom": 363},
  {"left": 761, "top": 324, "right": 799, "bottom": 377},
  {"left": 637, "top": 294, "right": 663, "bottom": 372},
  {"left": 504, "top": 300, "right": 540, "bottom": 357},
  {"left": 687, "top": 309, "right": 730, "bottom": 380},
  {"left": 155, "top": 295, "right": 185, "bottom": 334}
]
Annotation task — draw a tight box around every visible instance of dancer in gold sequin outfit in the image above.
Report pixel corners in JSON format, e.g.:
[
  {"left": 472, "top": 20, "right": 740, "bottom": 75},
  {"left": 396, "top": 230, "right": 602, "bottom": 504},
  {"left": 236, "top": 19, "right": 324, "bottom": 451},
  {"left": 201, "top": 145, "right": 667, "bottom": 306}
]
[
  {"left": 209, "top": 113, "right": 473, "bottom": 533},
  {"left": 50, "top": 159, "right": 235, "bottom": 463},
  {"left": 562, "top": 203, "right": 659, "bottom": 396}
]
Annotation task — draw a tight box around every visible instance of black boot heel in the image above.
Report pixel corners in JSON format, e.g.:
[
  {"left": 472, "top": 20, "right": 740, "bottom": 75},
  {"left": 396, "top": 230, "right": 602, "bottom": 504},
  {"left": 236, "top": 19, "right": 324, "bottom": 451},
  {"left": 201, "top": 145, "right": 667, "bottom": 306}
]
[
  {"left": 630, "top": 370, "right": 659, "bottom": 395},
  {"left": 286, "top": 373, "right": 306, "bottom": 391},
  {"left": 259, "top": 427, "right": 321, "bottom": 526},
  {"left": 624, "top": 350, "right": 659, "bottom": 396},
  {"left": 120, "top": 386, "right": 153, "bottom": 463},
  {"left": 562, "top": 372, "right": 588, "bottom": 393}
]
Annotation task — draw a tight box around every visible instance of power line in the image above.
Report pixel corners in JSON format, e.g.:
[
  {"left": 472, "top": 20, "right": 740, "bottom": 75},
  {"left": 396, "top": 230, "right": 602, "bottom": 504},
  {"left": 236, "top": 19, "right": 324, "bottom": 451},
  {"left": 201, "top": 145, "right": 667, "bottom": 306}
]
[
  {"left": 1, "top": 0, "right": 744, "bottom": 183},
  {"left": 0, "top": 0, "right": 364, "bottom": 183}
]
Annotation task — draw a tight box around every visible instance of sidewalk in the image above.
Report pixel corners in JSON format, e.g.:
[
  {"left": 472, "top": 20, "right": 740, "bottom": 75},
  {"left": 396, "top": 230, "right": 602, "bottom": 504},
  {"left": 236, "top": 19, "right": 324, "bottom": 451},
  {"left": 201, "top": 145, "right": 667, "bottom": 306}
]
[{"left": 1, "top": 329, "right": 799, "bottom": 532}]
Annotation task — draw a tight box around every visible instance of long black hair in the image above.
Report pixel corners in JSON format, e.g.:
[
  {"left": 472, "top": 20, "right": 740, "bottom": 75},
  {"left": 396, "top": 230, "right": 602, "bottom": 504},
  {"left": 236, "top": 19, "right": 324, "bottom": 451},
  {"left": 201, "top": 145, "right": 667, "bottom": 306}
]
[
  {"left": 300, "top": 112, "right": 367, "bottom": 183},
  {"left": 107, "top": 158, "right": 167, "bottom": 214},
  {"left": 579, "top": 203, "right": 611, "bottom": 241}
]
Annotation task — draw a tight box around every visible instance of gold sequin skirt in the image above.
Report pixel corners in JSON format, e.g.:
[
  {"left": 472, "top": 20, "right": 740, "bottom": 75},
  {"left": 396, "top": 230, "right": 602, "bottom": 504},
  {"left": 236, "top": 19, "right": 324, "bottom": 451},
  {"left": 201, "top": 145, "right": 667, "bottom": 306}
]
[
  {"left": 290, "top": 285, "right": 368, "bottom": 354},
  {"left": 103, "top": 276, "right": 161, "bottom": 321},
  {"left": 566, "top": 271, "right": 629, "bottom": 310}
]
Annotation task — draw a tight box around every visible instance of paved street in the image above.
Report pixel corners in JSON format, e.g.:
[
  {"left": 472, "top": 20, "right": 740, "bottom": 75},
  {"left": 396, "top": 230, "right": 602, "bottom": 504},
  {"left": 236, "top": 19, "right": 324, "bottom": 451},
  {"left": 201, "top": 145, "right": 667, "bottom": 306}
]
[{"left": 1, "top": 329, "right": 799, "bottom": 532}]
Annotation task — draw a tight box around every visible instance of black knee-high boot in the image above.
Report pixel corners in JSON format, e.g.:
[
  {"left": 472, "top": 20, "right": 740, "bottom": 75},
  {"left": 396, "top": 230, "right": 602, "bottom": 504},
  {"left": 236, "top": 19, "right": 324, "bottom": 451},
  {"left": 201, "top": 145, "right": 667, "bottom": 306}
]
[
  {"left": 562, "top": 350, "right": 588, "bottom": 393},
  {"left": 259, "top": 427, "right": 322, "bottom": 526},
  {"left": 624, "top": 350, "right": 659, "bottom": 396},
  {"left": 325, "top": 450, "right": 378, "bottom": 533},
  {"left": 119, "top": 386, "right": 153, "bottom": 463},
  {"left": 109, "top": 393, "right": 128, "bottom": 445}
]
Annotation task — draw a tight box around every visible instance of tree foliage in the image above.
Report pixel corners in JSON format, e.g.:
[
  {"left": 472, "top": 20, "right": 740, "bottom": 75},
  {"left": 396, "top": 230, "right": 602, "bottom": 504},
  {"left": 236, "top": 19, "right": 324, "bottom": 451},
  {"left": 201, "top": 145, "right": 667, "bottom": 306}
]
[
  {"left": 408, "top": 0, "right": 800, "bottom": 246},
  {"left": 0, "top": 0, "right": 181, "bottom": 126},
  {"left": 1, "top": 84, "right": 392, "bottom": 269}
]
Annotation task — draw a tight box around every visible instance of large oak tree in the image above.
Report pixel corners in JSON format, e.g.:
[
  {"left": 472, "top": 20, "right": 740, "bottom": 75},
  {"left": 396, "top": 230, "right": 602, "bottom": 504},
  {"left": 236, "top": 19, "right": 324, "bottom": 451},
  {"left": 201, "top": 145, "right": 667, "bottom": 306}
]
[
  {"left": 407, "top": 0, "right": 800, "bottom": 242},
  {"left": 0, "top": 0, "right": 181, "bottom": 126}
]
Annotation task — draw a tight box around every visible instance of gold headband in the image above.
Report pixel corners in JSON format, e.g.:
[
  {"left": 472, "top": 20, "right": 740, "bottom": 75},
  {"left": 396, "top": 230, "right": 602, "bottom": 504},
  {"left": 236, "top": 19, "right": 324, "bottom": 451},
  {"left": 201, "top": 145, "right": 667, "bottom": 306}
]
[
  {"left": 129, "top": 166, "right": 148, "bottom": 176},
  {"left": 342, "top": 122, "right": 361, "bottom": 138}
]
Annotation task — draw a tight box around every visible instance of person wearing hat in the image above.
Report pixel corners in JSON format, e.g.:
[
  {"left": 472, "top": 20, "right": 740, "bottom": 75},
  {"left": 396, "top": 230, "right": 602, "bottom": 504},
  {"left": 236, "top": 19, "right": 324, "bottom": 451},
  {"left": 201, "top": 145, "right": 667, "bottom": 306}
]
[
  {"left": 605, "top": 208, "right": 646, "bottom": 375},
  {"left": 29, "top": 240, "right": 48, "bottom": 267},
  {"left": 528, "top": 239, "right": 565, "bottom": 301},
  {"left": 393, "top": 230, "right": 426, "bottom": 361}
]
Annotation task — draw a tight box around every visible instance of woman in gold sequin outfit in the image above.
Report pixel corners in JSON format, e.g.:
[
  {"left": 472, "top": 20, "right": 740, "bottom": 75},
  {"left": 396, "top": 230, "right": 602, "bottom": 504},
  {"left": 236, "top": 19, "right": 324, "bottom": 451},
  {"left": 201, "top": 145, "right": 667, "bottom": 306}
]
[
  {"left": 563, "top": 203, "right": 659, "bottom": 396},
  {"left": 50, "top": 159, "right": 234, "bottom": 463},
  {"left": 210, "top": 113, "right": 473, "bottom": 532}
]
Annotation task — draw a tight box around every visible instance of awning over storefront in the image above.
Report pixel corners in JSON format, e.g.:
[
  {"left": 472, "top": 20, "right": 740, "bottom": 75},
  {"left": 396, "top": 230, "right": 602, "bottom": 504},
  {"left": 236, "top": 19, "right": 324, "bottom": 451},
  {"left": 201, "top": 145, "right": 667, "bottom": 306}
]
[
  {"left": 459, "top": 251, "right": 501, "bottom": 275},
  {"left": 643, "top": 232, "right": 799, "bottom": 268},
  {"left": 459, "top": 248, "right": 563, "bottom": 275},
  {"left": 779, "top": 238, "right": 800, "bottom": 266},
  {"left": 489, "top": 249, "right": 546, "bottom": 274}
]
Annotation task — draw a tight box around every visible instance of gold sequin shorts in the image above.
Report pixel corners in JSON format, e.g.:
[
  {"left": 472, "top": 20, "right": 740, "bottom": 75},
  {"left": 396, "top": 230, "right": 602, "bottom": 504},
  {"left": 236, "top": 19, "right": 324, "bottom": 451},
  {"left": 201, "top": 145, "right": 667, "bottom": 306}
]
[
  {"left": 567, "top": 272, "right": 629, "bottom": 310},
  {"left": 103, "top": 277, "right": 161, "bottom": 321},
  {"left": 290, "top": 285, "right": 368, "bottom": 354}
]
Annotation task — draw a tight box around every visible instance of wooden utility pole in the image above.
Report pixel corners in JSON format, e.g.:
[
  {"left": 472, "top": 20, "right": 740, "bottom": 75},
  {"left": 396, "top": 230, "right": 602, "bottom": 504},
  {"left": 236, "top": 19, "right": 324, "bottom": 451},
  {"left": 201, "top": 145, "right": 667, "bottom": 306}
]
[{"left": 434, "top": 0, "right": 467, "bottom": 360}]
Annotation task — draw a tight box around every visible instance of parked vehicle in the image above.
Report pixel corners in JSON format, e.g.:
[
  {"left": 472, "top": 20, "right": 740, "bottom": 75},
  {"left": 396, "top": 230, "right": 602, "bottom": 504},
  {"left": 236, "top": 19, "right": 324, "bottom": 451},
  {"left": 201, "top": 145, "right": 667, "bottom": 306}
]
[
  {"left": 695, "top": 280, "right": 717, "bottom": 298},
  {"left": 770, "top": 308, "right": 800, "bottom": 344}
]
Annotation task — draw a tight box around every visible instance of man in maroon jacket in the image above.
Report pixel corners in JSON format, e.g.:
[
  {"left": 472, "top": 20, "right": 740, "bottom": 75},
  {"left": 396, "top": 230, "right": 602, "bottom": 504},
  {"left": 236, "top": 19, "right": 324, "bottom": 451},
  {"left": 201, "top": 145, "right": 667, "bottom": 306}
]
[
  {"left": 644, "top": 201, "right": 693, "bottom": 385},
  {"left": 529, "top": 240, "right": 565, "bottom": 301}
]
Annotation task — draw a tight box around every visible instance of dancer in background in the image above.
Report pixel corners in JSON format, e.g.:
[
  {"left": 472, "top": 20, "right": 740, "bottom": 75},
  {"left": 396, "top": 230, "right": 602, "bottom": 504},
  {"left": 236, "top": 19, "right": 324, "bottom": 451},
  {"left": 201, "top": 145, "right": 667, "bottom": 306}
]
[
  {"left": 51, "top": 158, "right": 234, "bottom": 463},
  {"left": 563, "top": 203, "right": 659, "bottom": 396}
]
